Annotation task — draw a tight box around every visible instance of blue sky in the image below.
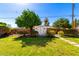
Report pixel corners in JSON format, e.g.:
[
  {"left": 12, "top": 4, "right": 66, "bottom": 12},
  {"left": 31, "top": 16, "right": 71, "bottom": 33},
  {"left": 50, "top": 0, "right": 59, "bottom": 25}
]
[{"left": 0, "top": 3, "right": 79, "bottom": 27}]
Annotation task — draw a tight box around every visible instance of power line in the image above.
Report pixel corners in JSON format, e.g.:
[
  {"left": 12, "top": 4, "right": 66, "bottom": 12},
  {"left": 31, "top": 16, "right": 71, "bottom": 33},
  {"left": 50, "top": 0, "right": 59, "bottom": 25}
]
[
  {"left": 1, "top": 15, "right": 79, "bottom": 19},
  {"left": 40, "top": 15, "right": 72, "bottom": 18}
]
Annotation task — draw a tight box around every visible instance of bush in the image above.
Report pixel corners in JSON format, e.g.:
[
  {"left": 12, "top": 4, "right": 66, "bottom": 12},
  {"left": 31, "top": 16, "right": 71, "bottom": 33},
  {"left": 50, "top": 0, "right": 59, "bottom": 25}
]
[
  {"left": 17, "top": 30, "right": 28, "bottom": 34},
  {"left": 14, "top": 28, "right": 30, "bottom": 34},
  {"left": 58, "top": 31, "right": 64, "bottom": 36},
  {"left": 9, "top": 29, "right": 17, "bottom": 34},
  {"left": 64, "top": 34, "right": 77, "bottom": 37},
  {"left": 63, "top": 29, "right": 78, "bottom": 37},
  {"left": 0, "top": 26, "right": 10, "bottom": 36},
  {"left": 32, "top": 30, "right": 38, "bottom": 36},
  {"left": 49, "top": 30, "right": 56, "bottom": 35},
  {"left": 47, "top": 30, "right": 56, "bottom": 36}
]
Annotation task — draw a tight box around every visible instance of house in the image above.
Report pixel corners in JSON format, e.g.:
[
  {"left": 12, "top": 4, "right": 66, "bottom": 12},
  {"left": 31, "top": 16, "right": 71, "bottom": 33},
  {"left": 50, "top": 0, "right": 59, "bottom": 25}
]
[{"left": 33, "top": 26, "right": 53, "bottom": 36}]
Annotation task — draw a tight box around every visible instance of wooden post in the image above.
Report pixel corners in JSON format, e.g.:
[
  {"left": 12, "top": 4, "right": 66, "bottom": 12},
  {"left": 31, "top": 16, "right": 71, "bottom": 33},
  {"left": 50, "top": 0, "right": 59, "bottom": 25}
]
[{"left": 72, "top": 3, "right": 76, "bottom": 29}]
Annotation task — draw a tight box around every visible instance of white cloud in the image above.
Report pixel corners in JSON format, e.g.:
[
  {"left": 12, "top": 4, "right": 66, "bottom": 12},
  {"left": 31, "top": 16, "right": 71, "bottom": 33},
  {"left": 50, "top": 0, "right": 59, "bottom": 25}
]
[{"left": 0, "top": 19, "right": 17, "bottom": 28}]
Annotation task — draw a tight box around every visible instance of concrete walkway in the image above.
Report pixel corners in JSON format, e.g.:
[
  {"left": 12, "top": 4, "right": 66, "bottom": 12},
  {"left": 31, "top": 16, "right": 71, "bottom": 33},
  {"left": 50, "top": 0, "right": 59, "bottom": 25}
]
[{"left": 55, "top": 35, "right": 79, "bottom": 47}]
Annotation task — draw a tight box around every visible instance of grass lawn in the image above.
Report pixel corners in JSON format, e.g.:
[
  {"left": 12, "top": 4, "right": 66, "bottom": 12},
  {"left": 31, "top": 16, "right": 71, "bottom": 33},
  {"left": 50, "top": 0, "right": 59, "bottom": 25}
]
[
  {"left": 0, "top": 35, "right": 79, "bottom": 56},
  {"left": 64, "top": 37, "right": 79, "bottom": 44}
]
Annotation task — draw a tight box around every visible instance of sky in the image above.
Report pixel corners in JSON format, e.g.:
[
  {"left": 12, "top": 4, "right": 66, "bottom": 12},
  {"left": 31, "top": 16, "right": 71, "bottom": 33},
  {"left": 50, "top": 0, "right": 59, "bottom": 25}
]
[{"left": 0, "top": 3, "right": 79, "bottom": 28}]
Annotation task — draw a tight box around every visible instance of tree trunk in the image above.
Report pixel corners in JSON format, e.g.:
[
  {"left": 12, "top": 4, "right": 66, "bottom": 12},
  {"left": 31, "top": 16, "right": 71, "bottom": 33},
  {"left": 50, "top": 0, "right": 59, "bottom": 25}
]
[{"left": 30, "top": 27, "right": 33, "bottom": 36}]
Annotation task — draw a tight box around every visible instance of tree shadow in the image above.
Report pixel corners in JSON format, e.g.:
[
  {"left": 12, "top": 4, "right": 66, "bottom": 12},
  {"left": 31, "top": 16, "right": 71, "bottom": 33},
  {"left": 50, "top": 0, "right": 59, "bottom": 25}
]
[
  {"left": 14, "top": 36, "right": 56, "bottom": 47},
  {"left": 64, "top": 34, "right": 79, "bottom": 38},
  {"left": 0, "top": 33, "right": 10, "bottom": 39}
]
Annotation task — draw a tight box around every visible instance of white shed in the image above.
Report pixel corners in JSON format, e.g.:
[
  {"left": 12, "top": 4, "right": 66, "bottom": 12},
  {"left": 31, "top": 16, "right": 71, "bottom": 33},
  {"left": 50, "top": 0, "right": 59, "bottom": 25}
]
[{"left": 33, "top": 26, "right": 53, "bottom": 36}]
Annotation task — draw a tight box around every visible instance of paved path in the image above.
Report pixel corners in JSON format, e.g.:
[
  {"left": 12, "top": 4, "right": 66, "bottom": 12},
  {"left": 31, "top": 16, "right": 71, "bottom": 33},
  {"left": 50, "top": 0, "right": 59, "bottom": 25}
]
[{"left": 55, "top": 35, "right": 79, "bottom": 47}]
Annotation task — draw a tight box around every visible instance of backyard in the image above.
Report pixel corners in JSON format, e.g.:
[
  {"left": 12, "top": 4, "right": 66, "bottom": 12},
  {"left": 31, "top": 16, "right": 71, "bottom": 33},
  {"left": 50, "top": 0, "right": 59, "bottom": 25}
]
[
  {"left": 0, "top": 35, "right": 79, "bottom": 56},
  {"left": 0, "top": 3, "right": 79, "bottom": 56}
]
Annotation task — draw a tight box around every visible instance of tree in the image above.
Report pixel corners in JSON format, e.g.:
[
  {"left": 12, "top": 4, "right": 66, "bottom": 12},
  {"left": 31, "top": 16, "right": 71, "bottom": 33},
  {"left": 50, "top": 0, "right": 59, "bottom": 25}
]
[
  {"left": 15, "top": 9, "right": 41, "bottom": 35},
  {"left": 0, "top": 22, "right": 7, "bottom": 27},
  {"left": 53, "top": 18, "right": 71, "bottom": 28},
  {"left": 44, "top": 17, "right": 49, "bottom": 26}
]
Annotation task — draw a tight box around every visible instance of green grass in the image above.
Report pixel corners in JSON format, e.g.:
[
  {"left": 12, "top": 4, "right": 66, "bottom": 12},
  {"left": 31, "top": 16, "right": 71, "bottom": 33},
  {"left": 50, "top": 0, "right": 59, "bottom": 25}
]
[
  {"left": 0, "top": 35, "right": 79, "bottom": 56},
  {"left": 65, "top": 37, "right": 79, "bottom": 44}
]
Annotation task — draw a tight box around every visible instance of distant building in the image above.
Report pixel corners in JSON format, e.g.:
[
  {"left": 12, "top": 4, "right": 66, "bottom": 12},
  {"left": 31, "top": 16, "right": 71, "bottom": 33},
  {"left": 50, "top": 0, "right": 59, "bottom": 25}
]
[{"left": 33, "top": 26, "right": 53, "bottom": 36}]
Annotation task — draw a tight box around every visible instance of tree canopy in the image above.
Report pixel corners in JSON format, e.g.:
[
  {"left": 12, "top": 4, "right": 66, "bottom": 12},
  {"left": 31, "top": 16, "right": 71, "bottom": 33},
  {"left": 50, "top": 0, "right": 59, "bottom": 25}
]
[
  {"left": 15, "top": 9, "right": 41, "bottom": 28},
  {"left": 15, "top": 9, "right": 41, "bottom": 35},
  {"left": 52, "top": 18, "right": 71, "bottom": 28}
]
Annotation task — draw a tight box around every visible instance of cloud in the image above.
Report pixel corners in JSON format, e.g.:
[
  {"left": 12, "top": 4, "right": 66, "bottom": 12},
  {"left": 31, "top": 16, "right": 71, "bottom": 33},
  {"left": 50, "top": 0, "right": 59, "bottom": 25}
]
[{"left": 0, "top": 19, "right": 17, "bottom": 27}]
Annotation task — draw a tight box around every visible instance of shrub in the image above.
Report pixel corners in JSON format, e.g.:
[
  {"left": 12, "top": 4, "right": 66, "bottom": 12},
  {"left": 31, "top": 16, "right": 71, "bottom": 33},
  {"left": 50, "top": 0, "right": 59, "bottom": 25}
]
[
  {"left": 0, "top": 27, "right": 10, "bottom": 36},
  {"left": 63, "top": 29, "right": 78, "bottom": 37},
  {"left": 9, "top": 29, "right": 17, "bottom": 34},
  {"left": 11, "top": 28, "right": 30, "bottom": 34},
  {"left": 58, "top": 31, "right": 64, "bottom": 36},
  {"left": 47, "top": 29, "right": 56, "bottom": 36},
  {"left": 17, "top": 30, "right": 28, "bottom": 34},
  {"left": 64, "top": 34, "right": 77, "bottom": 37},
  {"left": 32, "top": 30, "right": 38, "bottom": 36},
  {"left": 49, "top": 30, "right": 56, "bottom": 35},
  {"left": 64, "top": 29, "right": 79, "bottom": 37},
  {"left": 63, "top": 29, "right": 74, "bottom": 34}
]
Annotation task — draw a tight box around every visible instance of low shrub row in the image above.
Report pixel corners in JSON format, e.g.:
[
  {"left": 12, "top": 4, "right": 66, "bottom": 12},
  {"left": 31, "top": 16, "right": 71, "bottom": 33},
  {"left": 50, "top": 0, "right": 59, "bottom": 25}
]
[
  {"left": 47, "top": 28, "right": 79, "bottom": 37},
  {"left": 0, "top": 26, "right": 10, "bottom": 37},
  {"left": 0, "top": 27, "right": 38, "bottom": 37},
  {"left": 0, "top": 27, "right": 79, "bottom": 37}
]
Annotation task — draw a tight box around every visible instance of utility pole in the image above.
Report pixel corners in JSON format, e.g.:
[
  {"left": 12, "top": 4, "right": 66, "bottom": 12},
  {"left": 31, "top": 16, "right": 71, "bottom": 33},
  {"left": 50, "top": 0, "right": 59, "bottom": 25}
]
[
  {"left": 72, "top": 3, "right": 74, "bottom": 22},
  {"left": 72, "top": 3, "right": 76, "bottom": 29}
]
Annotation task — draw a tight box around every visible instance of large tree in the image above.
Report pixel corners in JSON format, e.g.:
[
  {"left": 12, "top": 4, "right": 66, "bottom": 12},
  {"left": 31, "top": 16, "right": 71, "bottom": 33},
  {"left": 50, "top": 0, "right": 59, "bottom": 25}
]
[
  {"left": 53, "top": 18, "right": 71, "bottom": 28},
  {"left": 15, "top": 9, "right": 41, "bottom": 35}
]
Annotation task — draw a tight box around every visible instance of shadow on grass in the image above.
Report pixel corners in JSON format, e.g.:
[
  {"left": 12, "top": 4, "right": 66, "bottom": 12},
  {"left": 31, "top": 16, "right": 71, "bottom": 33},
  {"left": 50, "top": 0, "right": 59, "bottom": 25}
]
[
  {"left": 0, "top": 33, "right": 10, "bottom": 39},
  {"left": 64, "top": 35, "right": 79, "bottom": 38},
  {"left": 14, "top": 36, "right": 56, "bottom": 47}
]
